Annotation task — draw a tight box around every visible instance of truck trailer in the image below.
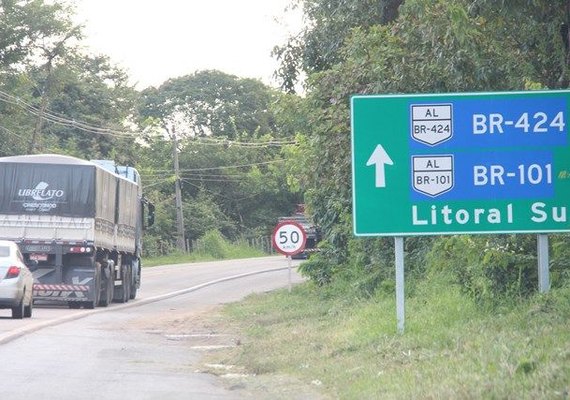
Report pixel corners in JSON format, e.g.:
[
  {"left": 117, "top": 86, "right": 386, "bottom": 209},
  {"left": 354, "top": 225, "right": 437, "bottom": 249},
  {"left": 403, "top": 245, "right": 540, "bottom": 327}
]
[{"left": 0, "top": 154, "right": 154, "bottom": 309}]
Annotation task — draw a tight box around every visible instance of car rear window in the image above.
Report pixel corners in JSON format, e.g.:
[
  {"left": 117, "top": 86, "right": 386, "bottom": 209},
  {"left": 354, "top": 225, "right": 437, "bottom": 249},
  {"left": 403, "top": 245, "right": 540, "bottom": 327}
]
[{"left": 0, "top": 246, "right": 10, "bottom": 257}]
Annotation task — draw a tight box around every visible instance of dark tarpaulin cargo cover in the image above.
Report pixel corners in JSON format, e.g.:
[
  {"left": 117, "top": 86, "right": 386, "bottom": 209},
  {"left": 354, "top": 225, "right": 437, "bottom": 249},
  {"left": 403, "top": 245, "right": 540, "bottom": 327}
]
[{"left": 0, "top": 154, "right": 96, "bottom": 217}]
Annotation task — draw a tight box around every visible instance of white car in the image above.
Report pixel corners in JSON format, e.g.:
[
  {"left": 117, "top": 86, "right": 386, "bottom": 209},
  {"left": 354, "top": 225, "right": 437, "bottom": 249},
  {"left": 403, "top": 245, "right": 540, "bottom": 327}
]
[{"left": 0, "top": 240, "right": 33, "bottom": 319}]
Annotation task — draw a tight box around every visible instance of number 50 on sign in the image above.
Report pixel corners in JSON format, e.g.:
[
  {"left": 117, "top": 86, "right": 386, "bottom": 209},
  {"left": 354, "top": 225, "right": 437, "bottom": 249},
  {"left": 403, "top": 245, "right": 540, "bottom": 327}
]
[{"left": 272, "top": 221, "right": 307, "bottom": 256}]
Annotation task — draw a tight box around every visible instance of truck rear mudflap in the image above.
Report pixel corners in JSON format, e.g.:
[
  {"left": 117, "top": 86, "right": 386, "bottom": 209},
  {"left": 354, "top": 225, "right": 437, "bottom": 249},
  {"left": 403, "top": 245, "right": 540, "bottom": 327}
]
[
  {"left": 30, "top": 259, "right": 99, "bottom": 304},
  {"left": 33, "top": 283, "right": 90, "bottom": 302}
]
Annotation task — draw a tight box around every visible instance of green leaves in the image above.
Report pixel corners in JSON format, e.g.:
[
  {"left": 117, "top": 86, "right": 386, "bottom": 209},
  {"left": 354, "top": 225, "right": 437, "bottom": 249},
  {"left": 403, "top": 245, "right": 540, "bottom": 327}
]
[
  {"left": 136, "top": 71, "right": 304, "bottom": 250},
  {"left": 139, "top": 70, "right": 278, "bottom": 140},
  {"left": 285, "top": 0, "right": 570, "bottom": 291}
]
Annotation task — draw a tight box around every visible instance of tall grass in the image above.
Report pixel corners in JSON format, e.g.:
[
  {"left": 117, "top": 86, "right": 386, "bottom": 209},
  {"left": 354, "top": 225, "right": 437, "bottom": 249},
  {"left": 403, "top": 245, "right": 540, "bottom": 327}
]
[
  {"left": 143, "top": 230, "right": 266, "bottom": 267},
  {"left": 212, "top": 273, "right": 570, "bottom": 399}
]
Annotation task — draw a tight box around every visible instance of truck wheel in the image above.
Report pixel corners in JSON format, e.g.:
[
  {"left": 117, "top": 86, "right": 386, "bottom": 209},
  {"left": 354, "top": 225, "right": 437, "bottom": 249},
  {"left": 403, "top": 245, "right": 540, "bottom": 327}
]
[
  {"left": 125, "top": 266, "right": 132, "bottom": 300},
  {"left": 68, "top": 302, "right": 81, "bottom": 309},
  {"left": 113, "top": 265, "right": 129, "bottom": 303},
  {"left": 129, "top": 280, "right": 138, "bottom": 300},
  {"left": 98, "top": 272, "right": 114, "bottom": 307},
  {"left": 84, "top": 268, "right": 101, "bottom": 309},
  {"left": 129, "top": 263, "right": 140, "bottom": 300},
  {"left": 84, "top": 300, "right": 96, "bottom": 309},
  {"left": 11, "top": 297, "right": 25, "bottom": 319}
]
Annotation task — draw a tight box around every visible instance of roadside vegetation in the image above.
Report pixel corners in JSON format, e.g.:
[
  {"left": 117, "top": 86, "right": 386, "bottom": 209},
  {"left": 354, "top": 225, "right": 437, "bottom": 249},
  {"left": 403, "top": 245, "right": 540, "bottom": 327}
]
[
  {"left": 209, "top": 269, "right": 570, "bottom": 399},
  {"left": 2, "top": 0, "right": 568, "bottom": 266},
  {"left": 143, "top": 230, "right": 267, "bottom": 267},
  {"left": 2, "top": 1, "right": 570, "bottom": 397}
]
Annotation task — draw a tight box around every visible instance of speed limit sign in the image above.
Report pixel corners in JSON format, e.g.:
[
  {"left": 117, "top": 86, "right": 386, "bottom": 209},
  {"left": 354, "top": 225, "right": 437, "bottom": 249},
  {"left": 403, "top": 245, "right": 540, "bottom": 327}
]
[{"left": 272, "top": 220, "right": 307, "bottom": 256}]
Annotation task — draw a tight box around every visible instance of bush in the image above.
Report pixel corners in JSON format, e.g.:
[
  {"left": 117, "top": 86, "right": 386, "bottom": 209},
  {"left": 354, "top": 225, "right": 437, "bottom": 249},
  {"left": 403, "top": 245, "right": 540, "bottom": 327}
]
[
  {"left": 143, "top": 233, "right": 177, "bottom": 257},
  {"left": 298, "top": 253, "right": 336, "bottom": 286},
  {"left": 201, "top": 230, "right": 230, "bottom": 259},
  {"left": 549, "top": 234, "right": 570, "bottom": 287},
  {"left": 426, "top": 235, "right": 544, "bottom": 305},
  {"left": 298, "top": 234, "right": 435, "bottom": 299}
]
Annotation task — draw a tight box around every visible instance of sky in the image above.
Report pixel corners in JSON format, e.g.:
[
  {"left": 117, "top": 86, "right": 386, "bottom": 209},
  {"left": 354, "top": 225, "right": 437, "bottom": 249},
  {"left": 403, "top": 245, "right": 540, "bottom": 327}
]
[{"left": 74, "top": 0, "right": 303, "bottom": 89}]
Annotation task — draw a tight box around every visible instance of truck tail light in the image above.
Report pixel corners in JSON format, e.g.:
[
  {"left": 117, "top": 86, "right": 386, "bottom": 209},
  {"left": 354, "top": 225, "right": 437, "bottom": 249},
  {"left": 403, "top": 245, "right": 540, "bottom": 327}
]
[
  {"left": 5, "top": 266, "right": 21, "bottom": 279},
  {"left": 68, "top": 246, "right": 92, "bottom": 254}
]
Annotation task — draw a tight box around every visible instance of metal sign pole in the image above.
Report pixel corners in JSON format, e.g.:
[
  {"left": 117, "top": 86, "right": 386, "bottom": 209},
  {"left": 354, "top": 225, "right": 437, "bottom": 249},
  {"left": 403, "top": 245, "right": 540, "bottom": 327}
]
[
  {"left": 272, "top": 220, "right": 306, "bottom": 294},
  {"left": 288, "top": 255, "right": 292, "bottom": 293},
  {"left": 395, "top": 236, "right": 405, "bottom": 334},
  {"left": 537, "top": 234, "right": 550, "bottom": 293}
]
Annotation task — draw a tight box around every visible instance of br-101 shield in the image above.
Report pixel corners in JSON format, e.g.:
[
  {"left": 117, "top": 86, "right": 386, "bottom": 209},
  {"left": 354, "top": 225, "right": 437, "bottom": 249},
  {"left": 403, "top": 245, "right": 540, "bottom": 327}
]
[{"left": 412, "top": 155, "right": 454, "bottom": 197}]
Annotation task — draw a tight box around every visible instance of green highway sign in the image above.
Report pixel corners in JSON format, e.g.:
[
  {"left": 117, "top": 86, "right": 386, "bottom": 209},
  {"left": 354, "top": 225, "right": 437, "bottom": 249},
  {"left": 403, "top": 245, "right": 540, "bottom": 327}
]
[{"left": 351, "top": 90, "right": 570, "bottom": 236}]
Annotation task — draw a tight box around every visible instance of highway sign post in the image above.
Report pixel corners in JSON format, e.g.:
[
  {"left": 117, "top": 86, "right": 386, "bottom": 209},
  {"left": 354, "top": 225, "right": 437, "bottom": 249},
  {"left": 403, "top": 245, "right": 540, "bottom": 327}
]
[
  {"left": 351, "top": 90, "right": 570, "bottom": 332},
  {"left": 272, "top": 220, "right": 307, "bottom": 292}
]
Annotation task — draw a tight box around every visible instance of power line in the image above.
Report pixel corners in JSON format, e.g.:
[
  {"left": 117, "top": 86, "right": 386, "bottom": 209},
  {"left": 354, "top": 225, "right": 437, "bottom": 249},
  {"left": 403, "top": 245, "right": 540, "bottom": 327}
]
[
  {"left": 191, "top": 137, "right": 297, "bottom": 147},
  {"left": 141, "top": 159, "right": 287, "bottom": 175},
  {"left": 0, "top": 124, "right": 26, "bottom": 139},
  {"left": 0, "top": 89, "right": 299, "bottom": 147},
  {"left": 180, "top": 158, "right": 287, "bottom": 171},
  {"left": 0, "top": 89, "right": 138, "bottom": 138}
]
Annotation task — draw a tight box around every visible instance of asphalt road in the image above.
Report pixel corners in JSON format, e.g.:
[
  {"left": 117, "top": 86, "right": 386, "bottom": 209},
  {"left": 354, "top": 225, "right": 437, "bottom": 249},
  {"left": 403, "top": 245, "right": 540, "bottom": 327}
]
[{"left": 0, "top": 256, "right": 306, "bottom": 400}]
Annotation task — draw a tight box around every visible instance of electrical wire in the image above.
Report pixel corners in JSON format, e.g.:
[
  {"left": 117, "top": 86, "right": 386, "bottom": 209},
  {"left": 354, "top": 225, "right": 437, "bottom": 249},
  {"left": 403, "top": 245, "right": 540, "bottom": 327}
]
[
  {"left": 0, "top": 89, "right": 299, "bottom": 147},
  {"left": 0, "top": 89, "right": 138, "bottom": 138},
  {"left": 143, "top": 159, "right": 287, "bottom": 174},
  {"left": 190, "top": 137, "right": 297, "bottom": 147},
  {"left": 0, "top": 124, "right": 27, "bottom": 139}
]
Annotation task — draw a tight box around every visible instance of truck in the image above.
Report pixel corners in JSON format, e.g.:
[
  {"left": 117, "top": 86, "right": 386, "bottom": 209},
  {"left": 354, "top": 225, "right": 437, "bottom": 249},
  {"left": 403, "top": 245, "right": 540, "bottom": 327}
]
[{"left": 0, "top": 154, "right": 154, "bottom": 309}]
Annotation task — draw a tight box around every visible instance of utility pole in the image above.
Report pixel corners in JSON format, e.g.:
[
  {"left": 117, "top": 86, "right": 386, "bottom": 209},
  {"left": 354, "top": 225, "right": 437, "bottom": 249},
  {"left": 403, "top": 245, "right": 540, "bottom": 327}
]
[
  {"left": 29, "top": 58, "right": 53, "bottom": 154},
  {"left": 29, "top": 30, "right": 78, "bottom": 153},
  {"left": 170, "top": 126, "right": 186, "bottom": 251}
]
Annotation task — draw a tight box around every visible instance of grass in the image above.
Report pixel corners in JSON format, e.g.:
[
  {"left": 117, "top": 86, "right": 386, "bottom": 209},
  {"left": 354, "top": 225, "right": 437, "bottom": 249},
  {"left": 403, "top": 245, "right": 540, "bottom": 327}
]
[
  {"left": 142, "top": 235, "right": 268, "bottom": 267},
  {"left": 208, "top": 274, "right": 570, "bottom": 399},
  {"left": 142, "top": 251, "right": 217, "bottom": 267}
]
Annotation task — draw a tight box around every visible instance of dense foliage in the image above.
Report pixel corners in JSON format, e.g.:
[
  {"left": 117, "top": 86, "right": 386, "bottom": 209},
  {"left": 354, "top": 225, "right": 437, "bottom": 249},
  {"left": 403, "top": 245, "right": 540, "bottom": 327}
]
[
  {"left": 1, "top": 0, "right": 569, "bottom": 302},
  {"left": 0, "top": 0, "right": 301, "bottom": 257},
  {"left": 137, "top": 70, "right": 302, "bottom": 253},
  {"left": 289, "top": 0, "right": 570, "bottom": 302}
]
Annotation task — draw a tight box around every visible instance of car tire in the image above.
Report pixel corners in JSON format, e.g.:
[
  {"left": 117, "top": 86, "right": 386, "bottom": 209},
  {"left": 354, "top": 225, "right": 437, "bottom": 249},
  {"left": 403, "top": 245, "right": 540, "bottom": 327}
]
[
  {"left": 12, "top": 297, "right": 25, "bottom": 319},
  {"left": 24, "top": 295, "right": 33, "bottom": 318}
]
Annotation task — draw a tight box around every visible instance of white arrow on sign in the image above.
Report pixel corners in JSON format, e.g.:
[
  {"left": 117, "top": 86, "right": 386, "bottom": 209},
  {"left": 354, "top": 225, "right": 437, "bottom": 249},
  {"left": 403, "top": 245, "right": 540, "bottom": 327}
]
[{"left": 366, "top": 144, "right": 393, "bottom": 188}]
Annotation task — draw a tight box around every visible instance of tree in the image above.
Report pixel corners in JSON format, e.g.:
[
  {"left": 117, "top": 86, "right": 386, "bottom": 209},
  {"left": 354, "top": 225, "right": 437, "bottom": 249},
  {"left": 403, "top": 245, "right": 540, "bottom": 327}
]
[
  {"left": 288, "top": 0, "right": 570, "bottom": 286},
  {"left": 39, "top": 52, "right": 139, "bottom": 161},
  {"left": 273, "top": 0, "right": 404, "bottom": 92},
  {"left": 0, "top": 0, "right": 82, "bottom": 155},
  {"left": 139, "top": 70, "right": 278, "bottom": 139},
  {"left": 0, "top": 0, "right": 80, "bottom": 70},
  {"left": 137, "top": 71, "right": 301, "bottom": 249},
  {"left": 0, "top": 0, "right": 139, "bottom": 160}
]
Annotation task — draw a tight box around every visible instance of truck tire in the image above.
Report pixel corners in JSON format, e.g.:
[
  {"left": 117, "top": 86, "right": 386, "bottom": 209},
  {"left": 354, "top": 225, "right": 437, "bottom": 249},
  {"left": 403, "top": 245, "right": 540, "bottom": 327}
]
[
  {"left": 129, "top": 279, "right": 138, "bottom": 300},
  {"left": 98, "top": 268, "right": 114, "bottom": 307},
  {"left": 129, "top": 262, "right": 140, "bottom": 300},
  {"left": 125, "top": 265, "right": 132, "bottom": 300},
  {"left": 113, "top": 265, "right": 129, "bottom": 303},
  {"left": 84, "top": 267, "right": 101, "bottom": 309}
]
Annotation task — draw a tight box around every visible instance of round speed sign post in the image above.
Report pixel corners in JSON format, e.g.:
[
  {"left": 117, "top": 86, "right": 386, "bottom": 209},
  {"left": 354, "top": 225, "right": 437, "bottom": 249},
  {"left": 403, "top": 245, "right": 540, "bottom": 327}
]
[{"left": 272, "top": 220, "right": 307, "bottom": 292}]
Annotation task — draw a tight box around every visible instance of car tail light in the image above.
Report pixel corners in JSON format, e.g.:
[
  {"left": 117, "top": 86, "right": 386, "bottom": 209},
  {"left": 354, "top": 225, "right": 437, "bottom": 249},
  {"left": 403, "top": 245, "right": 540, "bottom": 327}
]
[{"left": 5, "top": 266, "right": 21, "bottom": 279}]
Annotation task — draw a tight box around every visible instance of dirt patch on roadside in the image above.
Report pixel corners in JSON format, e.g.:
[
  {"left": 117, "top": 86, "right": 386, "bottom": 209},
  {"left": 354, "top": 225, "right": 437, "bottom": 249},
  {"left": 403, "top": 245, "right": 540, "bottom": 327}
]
[{"left": 124, "top": 305, "right": 328, "bottom": 400}]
